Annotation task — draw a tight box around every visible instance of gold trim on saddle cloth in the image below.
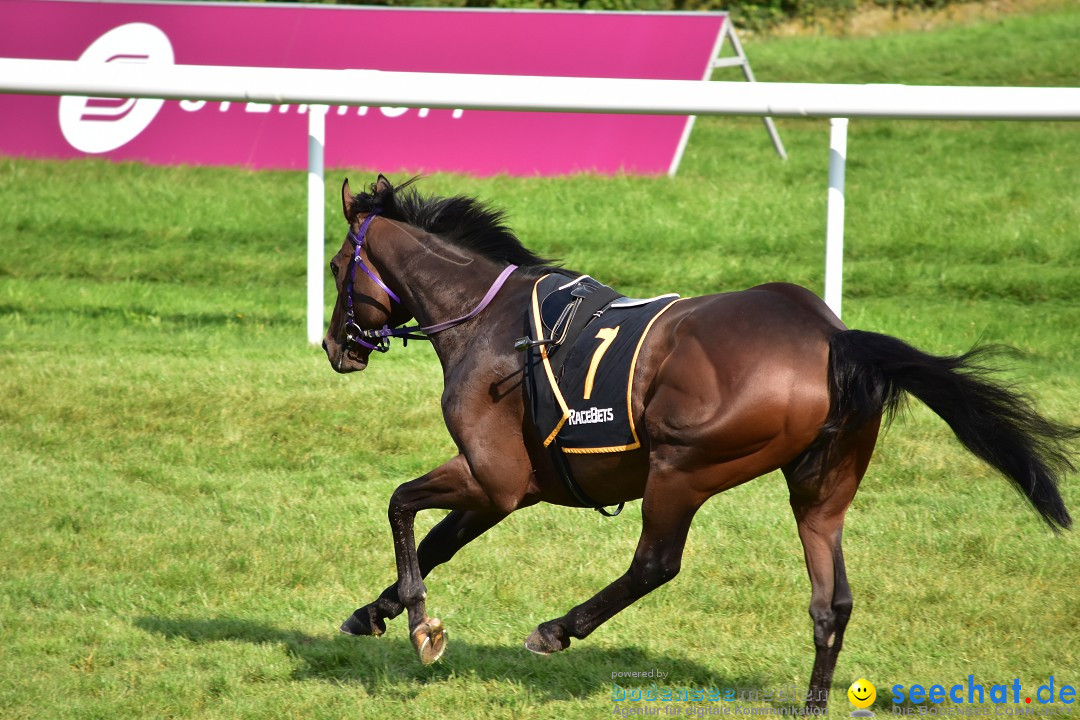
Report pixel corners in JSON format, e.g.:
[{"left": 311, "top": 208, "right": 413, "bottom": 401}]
[
  {"left": 530, "top": 276, "right": 571, "bottom": 446},
  {"left": 529, "top": 275, "right": 683, "bottom": 453}
]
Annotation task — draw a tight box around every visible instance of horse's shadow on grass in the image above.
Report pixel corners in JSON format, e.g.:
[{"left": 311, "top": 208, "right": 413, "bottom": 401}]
[{"left": 134, "top": 615, "right": 769, "bottom": 702}]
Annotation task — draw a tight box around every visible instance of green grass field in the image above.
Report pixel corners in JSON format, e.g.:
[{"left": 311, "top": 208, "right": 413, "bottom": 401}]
[{"left": 2, "top": 5, "right": 1079, "bottom": 719}]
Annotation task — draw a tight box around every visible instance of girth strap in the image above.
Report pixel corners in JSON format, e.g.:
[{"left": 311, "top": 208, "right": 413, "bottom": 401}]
[{"left": 550, "top": 440, "right": 625, "bottom": 517}]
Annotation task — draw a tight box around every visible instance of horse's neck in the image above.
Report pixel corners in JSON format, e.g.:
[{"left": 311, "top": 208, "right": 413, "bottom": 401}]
[{"left": 379, "top": 224, "right": 517, "bottom": 366}]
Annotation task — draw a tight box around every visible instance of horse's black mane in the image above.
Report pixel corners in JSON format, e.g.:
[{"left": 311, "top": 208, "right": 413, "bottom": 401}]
[{"left": 350, "top": 176, "right": 565, "bottom": 276}]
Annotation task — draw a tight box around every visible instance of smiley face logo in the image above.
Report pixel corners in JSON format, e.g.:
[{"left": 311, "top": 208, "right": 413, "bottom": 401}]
[{"left": 848, "top": 678, "right": 877, "bottom": 715}]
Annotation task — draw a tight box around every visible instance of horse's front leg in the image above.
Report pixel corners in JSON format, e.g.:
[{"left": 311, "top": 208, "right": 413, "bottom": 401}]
[
  {"left": 341, "top": 507, "right": 506, "bottom": 638},
  {"left": 346, "top": 454, "right": 500, "bottom": 664}
]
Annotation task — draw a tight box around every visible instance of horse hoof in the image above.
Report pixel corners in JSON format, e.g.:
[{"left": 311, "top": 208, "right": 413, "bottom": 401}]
[
  {"left": 524, "top": 626, "right": 569, "bottom": 655},
  {"left": 340, "top": 608, "right": 385, "bottom": 637},
  {"left": 411, "top": 617, "right": 447, "bottom": 664}
]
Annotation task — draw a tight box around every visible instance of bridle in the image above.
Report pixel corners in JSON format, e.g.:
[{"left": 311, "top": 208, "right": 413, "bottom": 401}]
[{"left": 341, "top": 210, "right": 518, "bottom": 353}]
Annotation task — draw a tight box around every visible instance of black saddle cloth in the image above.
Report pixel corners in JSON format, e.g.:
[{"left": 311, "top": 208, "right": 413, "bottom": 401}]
[{"left": 523, "top": 273, "right": 681, "bottom": 453}]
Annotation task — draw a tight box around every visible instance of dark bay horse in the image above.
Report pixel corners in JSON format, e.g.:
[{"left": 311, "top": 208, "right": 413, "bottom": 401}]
[{"left": 321, "top": 175, "right": 1076, "bottom": 710}]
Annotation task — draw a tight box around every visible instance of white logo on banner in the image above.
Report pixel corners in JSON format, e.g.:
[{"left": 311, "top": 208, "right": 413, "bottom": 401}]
[{"left": 59, "top": 23, "right": 174, "bottom": 153}]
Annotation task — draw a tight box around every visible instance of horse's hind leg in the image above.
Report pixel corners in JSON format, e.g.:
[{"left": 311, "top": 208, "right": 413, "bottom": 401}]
[
  {"left": 783, "top": 420, "right": 879, "bottom": 711},
  {"left": 524, "top": 473, "right": 705, "bottom": 655},
  {"left": 341, "top": 508, "right": 507, "bottom": 637}
]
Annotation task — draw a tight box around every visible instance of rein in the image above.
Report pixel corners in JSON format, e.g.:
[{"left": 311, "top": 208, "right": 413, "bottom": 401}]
[{"left": 343, "top": 210, "right": 518, "bottom": 353}]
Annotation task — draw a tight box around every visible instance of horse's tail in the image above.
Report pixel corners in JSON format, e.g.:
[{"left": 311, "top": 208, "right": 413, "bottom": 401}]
[{"left": 823, "top": 329, "right": 1077, "bottom": 532}]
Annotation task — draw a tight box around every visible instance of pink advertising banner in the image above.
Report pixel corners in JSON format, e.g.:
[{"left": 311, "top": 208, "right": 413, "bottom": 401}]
[{"left": 0, "top": 0, "right": 727, "bottom": 176}]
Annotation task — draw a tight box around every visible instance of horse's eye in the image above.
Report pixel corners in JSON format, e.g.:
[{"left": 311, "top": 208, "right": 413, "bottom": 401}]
[{"left": 329, "top": 262, "right": 339, "bottom": 277}]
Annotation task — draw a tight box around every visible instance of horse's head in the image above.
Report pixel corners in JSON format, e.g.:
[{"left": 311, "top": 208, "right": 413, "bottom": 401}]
[{"left": 322, "top": 175, "right": 414, "bottom": 373}]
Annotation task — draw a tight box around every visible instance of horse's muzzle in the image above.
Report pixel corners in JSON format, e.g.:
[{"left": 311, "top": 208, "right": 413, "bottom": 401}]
[{"left": 323, "top": 338, "right": 368, "bottom": 374}]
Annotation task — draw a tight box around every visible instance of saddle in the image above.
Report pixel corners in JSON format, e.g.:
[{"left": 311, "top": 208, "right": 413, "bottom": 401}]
[{"left": 519, "top": 274, "right": 681, "bottom": 514}]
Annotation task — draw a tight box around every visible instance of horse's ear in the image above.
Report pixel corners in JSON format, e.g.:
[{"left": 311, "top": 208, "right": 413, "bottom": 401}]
[
  {"left": 342, "top": 178, "right": 355, "bottom": 222},
  {"left": 375, "top": 174, "right": 392, "bottom": 194}
]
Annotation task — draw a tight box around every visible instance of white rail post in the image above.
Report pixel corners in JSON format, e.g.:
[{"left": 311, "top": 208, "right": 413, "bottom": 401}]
[
  {"left": 306, "top": 104, "right": 328, "bottom": 345},
  {"left": 825, "top": 117, "right": 848, "bottom": 319}
]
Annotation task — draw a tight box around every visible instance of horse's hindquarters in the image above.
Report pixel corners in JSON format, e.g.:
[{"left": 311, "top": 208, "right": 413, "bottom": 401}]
[{"left": 636, "top": 286, "right": 838, "bottom": 490}]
